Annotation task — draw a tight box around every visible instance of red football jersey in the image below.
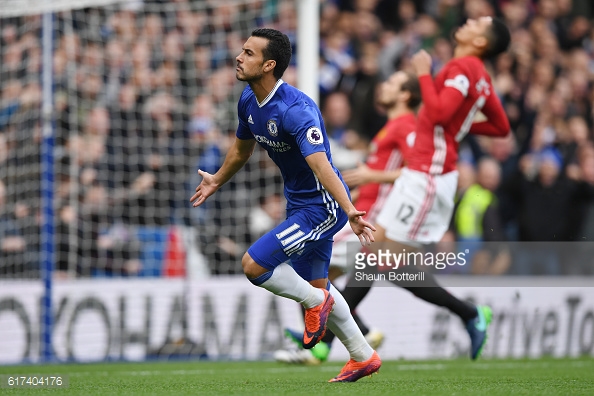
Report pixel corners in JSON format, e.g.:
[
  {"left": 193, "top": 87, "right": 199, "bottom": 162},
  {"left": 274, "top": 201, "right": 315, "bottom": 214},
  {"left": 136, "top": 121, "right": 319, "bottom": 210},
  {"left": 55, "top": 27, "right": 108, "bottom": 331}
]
[
  {"left": 357, "top": 113, "right": 416, "bottom": 221},
  {"left": 407, "top": 56, "right": 510, "bottom": 175}
]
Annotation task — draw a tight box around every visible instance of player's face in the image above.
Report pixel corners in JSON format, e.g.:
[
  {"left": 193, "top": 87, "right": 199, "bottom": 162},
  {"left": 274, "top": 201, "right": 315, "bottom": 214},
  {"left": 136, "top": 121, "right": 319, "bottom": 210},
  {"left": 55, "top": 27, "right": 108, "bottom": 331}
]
[
  {"left": 236, "top": 36, "right": 268, "bottom": 82},
  {"left": 377, "top": 71, "right": 407, "bottom": 108},
  {"left": 454, "top": 16, "right": 492, "bottom": 45}
]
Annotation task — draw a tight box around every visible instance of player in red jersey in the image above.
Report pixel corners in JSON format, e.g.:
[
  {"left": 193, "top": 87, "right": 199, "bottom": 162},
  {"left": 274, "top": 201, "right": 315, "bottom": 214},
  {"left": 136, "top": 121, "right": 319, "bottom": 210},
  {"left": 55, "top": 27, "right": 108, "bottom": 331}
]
[
  {"left": 374, "top": 16, "right": 511, "bottom": 360},
  {"left": 408, "top": 19, "right": 511, "bottom": 177},
  {"left": 379, "top": 17, "right": 511, "bottom": 247}
]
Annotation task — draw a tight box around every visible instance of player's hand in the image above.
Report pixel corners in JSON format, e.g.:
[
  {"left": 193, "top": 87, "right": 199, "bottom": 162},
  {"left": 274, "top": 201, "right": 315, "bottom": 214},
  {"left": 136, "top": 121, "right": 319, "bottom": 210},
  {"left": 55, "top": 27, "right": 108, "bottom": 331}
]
[
  {"left": 342, "top": 162, "right": 371, "bottom": 188},
  {"left": 190, "top": 169, "right": 219, "bottom": 207},
  {"left": 347, "top": 210, "right": 376, "bottom": 246},
  {"left": 411, "top": 50, "right": 432, "bottom": 76}
]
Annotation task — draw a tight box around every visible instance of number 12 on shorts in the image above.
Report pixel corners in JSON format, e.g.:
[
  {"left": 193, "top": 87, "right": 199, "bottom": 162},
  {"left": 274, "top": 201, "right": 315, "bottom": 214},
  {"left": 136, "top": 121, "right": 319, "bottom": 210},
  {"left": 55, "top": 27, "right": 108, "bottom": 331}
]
[{"left": 395, "top": 203, "right": 414, "bottom": 224}]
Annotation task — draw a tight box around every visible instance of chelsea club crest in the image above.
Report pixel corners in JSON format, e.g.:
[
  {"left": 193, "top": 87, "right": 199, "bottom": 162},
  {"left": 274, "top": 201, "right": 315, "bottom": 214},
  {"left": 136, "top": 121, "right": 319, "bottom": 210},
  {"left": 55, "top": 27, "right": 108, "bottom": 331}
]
[{"left": 267, "top": 119, "right": 278, "bottom": 136}]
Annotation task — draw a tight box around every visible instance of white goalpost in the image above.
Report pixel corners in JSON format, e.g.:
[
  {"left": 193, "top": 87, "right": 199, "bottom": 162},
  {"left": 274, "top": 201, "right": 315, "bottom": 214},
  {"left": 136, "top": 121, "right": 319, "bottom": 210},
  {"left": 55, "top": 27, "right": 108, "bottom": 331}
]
[{"left": 296, "top": 0, "right": 319, "bottom": 104}]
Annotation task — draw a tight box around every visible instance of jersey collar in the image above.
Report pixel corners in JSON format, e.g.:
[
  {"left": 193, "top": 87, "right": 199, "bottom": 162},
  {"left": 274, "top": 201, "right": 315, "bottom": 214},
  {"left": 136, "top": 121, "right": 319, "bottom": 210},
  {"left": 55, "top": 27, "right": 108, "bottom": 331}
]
[{"left": 257, "top": 79, "right": 284, "bottom": 108}]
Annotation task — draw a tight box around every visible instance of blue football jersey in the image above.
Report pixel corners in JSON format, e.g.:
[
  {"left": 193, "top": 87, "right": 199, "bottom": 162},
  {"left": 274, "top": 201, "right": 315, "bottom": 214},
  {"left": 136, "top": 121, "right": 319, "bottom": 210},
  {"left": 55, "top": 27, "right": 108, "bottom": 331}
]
[{"left": 236, "top": 79, "right": 348, "bottom": 210}]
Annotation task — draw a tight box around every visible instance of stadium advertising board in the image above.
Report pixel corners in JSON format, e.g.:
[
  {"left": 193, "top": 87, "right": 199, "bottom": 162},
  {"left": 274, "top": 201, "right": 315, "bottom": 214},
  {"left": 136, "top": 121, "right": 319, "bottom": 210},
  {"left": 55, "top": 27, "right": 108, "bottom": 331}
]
[{"left": 0, "top": 278, "right": 593, "bottom": 364}]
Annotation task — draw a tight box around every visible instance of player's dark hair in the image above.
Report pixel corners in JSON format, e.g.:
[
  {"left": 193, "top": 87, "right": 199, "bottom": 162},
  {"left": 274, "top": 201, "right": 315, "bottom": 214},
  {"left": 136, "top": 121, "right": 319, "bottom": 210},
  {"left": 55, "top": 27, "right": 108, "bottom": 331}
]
[
  {"left": 251, "top": 28, "right": 292, "bottom": 80},
  {"left": 482, "top": 18, "right": 511, "bottom": 59},
  {"left": 402, "top": 71, "right": 422, "bottom": 110}
]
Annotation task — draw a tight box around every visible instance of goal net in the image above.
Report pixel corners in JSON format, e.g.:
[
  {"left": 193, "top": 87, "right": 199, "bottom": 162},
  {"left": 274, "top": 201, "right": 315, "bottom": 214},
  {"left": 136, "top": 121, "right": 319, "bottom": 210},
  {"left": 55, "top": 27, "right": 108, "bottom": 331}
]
[{"left": 0, "top": 0, "right": 289, "bottom": 279}]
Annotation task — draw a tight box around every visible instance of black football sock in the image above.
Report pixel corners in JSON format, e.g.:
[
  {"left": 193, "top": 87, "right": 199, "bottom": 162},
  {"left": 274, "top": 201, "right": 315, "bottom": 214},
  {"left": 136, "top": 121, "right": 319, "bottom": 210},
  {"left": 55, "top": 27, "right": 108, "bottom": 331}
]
[
  {"left": 352, "top": 310, "right": 370, "bottom": 335},
  {"left": 341, "top": 283, "right": 373, "bottom": 317},
  {"left": 321, "top": 329, "right": 336, "bottom": 345},
  {"left": 394, "top": 268, "right": 477, "bottom": 322}
]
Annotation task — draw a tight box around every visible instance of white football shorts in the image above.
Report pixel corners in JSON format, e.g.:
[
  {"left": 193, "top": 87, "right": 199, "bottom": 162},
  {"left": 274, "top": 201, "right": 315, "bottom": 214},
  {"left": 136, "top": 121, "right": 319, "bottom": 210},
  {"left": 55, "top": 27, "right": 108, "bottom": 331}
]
[{"left": 376, "top": 168, "right": 458, "bottom": 245}]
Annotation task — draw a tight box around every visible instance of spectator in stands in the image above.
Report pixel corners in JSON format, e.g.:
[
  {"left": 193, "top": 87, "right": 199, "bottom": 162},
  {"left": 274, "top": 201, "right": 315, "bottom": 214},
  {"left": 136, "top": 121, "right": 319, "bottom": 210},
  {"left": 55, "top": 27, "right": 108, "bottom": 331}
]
[
  {"left": 566, "top": 143, "right": 594, "bottom": 241},
  {"left": 95, "top": 222, "right": 143, "bottom": 277},
  {"left": 104, "top": 39, "right": 130, "bottom": 104},
  {"left": 55, "top": 203, "right": 80, "bottom": 277},
  {"left": 0, "top": 180, "right": 27, "bottom": 276},
  {"left": 188, "top": 125, "right": 255, "bottom": 275},
  {"left": 130, "top": 40, "right": 154, "bottom": 104},
  {"left": 452, "top": 157, "right": 511, "bottom": 275},
  {"left": 349, "top": 41, "right": 386, "bottom": 142},
  {"left": 274, "top": 0, "right": 298, "bottom": 59},
  {"left": 157, "top": 30, "right": 183, "bottom": 95},
  {"left": 321, "top": 91, "right": 367, "bottom": 170},
  {"left": 319, "top": 29, "right": 357, "bottom": 96},
  {"left": 186, "top": 95, "right": 220, "bottom": 226},
  {"left": 139, "top": 92, "right": 188, "bottom": 225},
  {"left": 191, "top": 45, "right": 212, "bottom": 93},
  {"left": 0, "top": 80, "right": 21, "bottom": 131},
  {"left": 566, "top": 144, "right": 594, "bottom": 274},
  {"left": 0, "top": 34, "right": 24, "bottom": 82},
  {"left": 505, "top": 147, "right": 594, "bottom": 274},
  {"left": 0, "top": 79, "right": 42, "bottom": 267},
  {"left": 249, "top": 192, "right": 284, "bottom": 241},
  {"left": 322, "top": 91, "right": 351, "bottom": 143}
]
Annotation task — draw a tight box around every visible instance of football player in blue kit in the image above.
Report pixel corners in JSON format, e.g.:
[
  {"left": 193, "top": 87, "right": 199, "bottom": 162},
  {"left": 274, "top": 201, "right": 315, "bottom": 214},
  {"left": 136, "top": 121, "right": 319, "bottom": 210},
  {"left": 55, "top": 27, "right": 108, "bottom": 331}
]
[{"left": 190, "top": 28, "right": 381, "bottom": 382}]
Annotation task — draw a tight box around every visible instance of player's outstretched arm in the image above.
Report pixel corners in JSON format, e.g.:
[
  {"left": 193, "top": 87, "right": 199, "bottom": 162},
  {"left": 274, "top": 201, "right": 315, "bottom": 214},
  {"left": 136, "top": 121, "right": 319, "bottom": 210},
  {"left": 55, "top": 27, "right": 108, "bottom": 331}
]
[
  {"left": 190, "top": 137, "right": 256, "bottom": 207},
  {"left": 342, "top": 162, "right": 402, "bottom": 187},
  {"left": 305, "top": 152, "right": 376, "bottom": 246}
]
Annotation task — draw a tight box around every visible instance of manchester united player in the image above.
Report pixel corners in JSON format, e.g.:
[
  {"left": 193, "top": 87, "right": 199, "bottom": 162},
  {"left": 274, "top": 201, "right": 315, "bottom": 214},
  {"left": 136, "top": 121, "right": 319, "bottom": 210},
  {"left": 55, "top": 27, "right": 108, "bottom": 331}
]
[{"left": 375, "top": 16, "right": 511, "bottom": 359}]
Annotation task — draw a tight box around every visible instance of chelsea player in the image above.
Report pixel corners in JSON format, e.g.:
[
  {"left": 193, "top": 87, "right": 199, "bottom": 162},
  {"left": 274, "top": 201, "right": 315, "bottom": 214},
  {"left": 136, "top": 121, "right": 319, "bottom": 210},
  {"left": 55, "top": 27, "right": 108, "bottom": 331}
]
[{"left": 190, "top": 28, "right": 381, "bottom": 382}]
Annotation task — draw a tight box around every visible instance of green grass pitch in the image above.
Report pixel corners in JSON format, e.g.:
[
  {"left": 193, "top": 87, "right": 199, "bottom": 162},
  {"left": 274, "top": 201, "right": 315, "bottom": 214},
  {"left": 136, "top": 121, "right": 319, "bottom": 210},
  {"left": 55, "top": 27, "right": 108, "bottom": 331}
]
[{"left": 1, "top": 357, "right": 593, "bottom": 395}]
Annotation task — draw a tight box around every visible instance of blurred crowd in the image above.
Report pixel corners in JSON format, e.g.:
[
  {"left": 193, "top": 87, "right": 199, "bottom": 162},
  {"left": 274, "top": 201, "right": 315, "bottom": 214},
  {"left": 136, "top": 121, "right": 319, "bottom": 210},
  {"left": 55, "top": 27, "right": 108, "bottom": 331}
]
[{"left": 1, "top": 0, "right": 594, "bottom": 278}]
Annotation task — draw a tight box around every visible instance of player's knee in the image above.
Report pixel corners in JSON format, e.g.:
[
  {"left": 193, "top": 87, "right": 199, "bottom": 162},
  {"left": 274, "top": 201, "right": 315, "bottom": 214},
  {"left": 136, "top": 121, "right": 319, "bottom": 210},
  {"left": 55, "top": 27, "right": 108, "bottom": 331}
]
[
  {"left": 241, "top": 252, "right": 253, "bottom": 275},
  {"left": 242, "top": 252, "right": 265, "bottom": 279}
]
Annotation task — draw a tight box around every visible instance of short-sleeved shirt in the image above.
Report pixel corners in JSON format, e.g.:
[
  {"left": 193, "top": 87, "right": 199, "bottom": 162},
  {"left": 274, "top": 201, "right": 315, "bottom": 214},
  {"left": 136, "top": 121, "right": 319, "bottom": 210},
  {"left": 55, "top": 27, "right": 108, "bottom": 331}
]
[{"left": 236, "top": 79, "right": 348, "bottom": 211}]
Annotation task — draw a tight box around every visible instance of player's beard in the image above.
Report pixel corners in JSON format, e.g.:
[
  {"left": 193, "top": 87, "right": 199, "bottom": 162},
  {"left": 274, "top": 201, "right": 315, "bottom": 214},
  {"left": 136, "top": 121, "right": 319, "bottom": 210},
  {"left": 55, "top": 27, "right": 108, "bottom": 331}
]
[
  {"left": 236, "top": 67, "right": 264, "bottom": 83},
  {"left": 378, "top": 97, "right": 396, "bottom": 111}
]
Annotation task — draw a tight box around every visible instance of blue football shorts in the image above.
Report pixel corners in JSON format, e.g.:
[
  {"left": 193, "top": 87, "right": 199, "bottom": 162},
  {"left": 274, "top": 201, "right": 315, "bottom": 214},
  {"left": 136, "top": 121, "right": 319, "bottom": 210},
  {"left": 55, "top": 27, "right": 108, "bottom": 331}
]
[{"left": 247, "top": 205, "right": 348, "bottom": 281}]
